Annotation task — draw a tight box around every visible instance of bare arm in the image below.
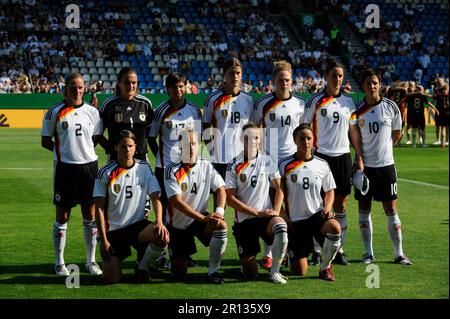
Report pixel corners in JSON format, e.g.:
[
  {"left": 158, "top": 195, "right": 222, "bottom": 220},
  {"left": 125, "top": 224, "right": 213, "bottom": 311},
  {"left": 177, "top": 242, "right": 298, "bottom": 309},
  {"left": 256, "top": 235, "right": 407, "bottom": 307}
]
[
  {"left": 171, "top": 194, "right": 209, "bottom": 222},
  {"left": 94, "top": 197, "right": 113, "bottom": 260},
  {"left": 427, "top": 101, "right": 439, "bottom": 116},
  {"left": 323, "top": 189, "right": 335, "bottom": 212},
  {"left": 392, "top": 129, "right": 402, "bottom": 145},
  {"left": 349, "top": 124, "right": 364, "bottom": 171},
  {"left": 226, "top": 188, "right": 259, "bottom": 217},
  {"left": 271, "top": 178, "right": 284, "bottom": 213},
  {"left": 96, "top": 134, "right": 111, "bottom": 152}
]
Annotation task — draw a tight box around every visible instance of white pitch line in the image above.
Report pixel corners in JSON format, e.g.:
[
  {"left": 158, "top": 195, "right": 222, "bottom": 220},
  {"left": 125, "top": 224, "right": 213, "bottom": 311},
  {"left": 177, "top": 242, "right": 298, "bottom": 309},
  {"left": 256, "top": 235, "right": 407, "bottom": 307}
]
[
  {"left": 0, "top": 167, "right": 52, "bottom": 171},
  {"left": 398, "top": 178, "right": 449, "bottom": 190}
]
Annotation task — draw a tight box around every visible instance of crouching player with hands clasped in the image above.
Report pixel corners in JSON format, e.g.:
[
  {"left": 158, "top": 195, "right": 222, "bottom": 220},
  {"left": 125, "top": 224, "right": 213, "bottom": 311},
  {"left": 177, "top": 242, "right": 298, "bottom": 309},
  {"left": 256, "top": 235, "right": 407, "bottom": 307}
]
[
  {"left": 164, "top": 129, "right": 228, "bottom": 284},
  {"left": 279, "top": 123, "right": 342, "bottom": 281},
  {"left": 225, "top": 123, "right": 289, "bottom": 284},
  {"left": 94, "top": 130, "right": 169, "bottom": 284}
]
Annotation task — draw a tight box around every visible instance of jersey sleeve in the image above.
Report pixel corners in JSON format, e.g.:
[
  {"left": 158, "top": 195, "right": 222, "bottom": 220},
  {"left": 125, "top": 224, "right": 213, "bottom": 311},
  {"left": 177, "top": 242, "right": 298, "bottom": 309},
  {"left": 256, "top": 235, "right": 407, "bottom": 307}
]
[
  {"left": 322, "top": 164, "right": 336, "bottom": 192},
  {"left": 224, "top": 162, "right": 237, "bottom": 190},
  {"left": 92, "top": 109, "right": 103, "bottom": 136},
  {"left": 209, "top": 162, "right": 226, "bottom": 192},
  {"left": 391, "top": 103, "right": 402, "bottom": 130},
  {"left": 348, "top": 98, "right": 358, "bottom": 125},
  {"left": 303, "top": 97, "right": 316, "bottom": 123},
  {"left": 147, "top": 168, "right": 161, "bottom": 196},
  {"left": 93, "top": 170, "right": 108, "bottom": 198},
  {"left": 164, "top": 165, "right": 182, "bottom": 198},
  {"left": 202, "top": 95, "right": 213, "bottom": 123},
  {"left": 99, "top": 101, "right": 109, "bottom": 133},
  {"left": 41, "top": 108, "right": 57, "bottom": 137},
  {"left": 251, "top": 99, "right": 263, "bottom": 125},
  {"left": 148, "top": 107, "right": 162, "bottom": 138}
]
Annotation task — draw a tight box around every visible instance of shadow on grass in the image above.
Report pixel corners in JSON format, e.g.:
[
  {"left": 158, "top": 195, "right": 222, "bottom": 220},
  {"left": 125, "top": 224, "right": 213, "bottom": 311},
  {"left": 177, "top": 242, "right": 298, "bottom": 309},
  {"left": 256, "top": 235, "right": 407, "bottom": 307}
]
[
  {"left": 0, "top": 260, "right": 312, "bottom": 286},
  {"left": 440, "top": 219, "right": 448, "bottom": 225}
]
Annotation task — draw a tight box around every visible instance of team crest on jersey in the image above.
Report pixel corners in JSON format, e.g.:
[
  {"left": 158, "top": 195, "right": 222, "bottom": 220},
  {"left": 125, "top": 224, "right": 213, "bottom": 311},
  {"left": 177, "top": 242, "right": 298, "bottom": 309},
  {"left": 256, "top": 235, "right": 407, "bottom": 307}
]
[
  {"left": 221, "top": 109, "right": 228, "bottom": 118},
  {"left": 321, "top": 109, "right": 327, "bottom": 117},
  {"left": 113, "top": 184, "right": 121, "bottom": 193},
  {"left": 269, "top": 113, "right": 276, "bottom": 121},
  {"left": 165, "top": 120, "right": 173, "bottom": 129},
  {"left": 239, "top": 174, "right": 247, "bottom": 183},
  {"left": 139, "top": 112, "right": 146, "bottom": 121},
  {"left": 290, "top": 174, "right": 297, "bottom": 183},
  {"left": 181, "top": 183, "right": 188, "bottom": 192},
  {"left": 115, "top": 113, "right": 123, "bottom": 122},
  {"left": 359, "top": 119, "right": 365, "bottom": 127},
  {"left": 61, "top": 121, "right": 68, "bottom": 130}
]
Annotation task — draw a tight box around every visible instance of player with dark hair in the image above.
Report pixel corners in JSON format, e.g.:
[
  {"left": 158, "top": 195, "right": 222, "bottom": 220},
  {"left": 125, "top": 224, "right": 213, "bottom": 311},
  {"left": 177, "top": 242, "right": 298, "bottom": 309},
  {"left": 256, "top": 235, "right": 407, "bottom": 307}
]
[
  {"left": 225, "top": 123, "right": 288, "bottom": 284},
  {"left": 387, "top": 82, "right": 408, "bottom": 145},
  {"left": 279, "top": 123, "right": 341, "bottom": 281},
  {"left": 202, "top": 58, "right": 254, "bottom": 181},
  {"left": 252, "top": 60, "right": 305, "bottom": 269},
  {"left": 41, "top": 73, "right": 103, "bottom": 276},
  {"left": 405, "top": 85, "right": 439, "bottom": 147},
  {"left": 94, "top": 130, "right": 169, "bottom": 284},
  {"left": 164, "top": 130, "right": 228, "bottom": 284},
  {"left": 355, "top": 69, "right": 412, "bottom": 265},
  {"left": 433, "top": 78, "right": 449, "bottom": 148},
  {"left": 98, "top": 67, "right": 154, "bottom": 161},
  {"left": 303, "top": 61, "right": 363, "bottom": 266},
  {"left": 148, "top": 72, "right": 202, "bottom": 268}
]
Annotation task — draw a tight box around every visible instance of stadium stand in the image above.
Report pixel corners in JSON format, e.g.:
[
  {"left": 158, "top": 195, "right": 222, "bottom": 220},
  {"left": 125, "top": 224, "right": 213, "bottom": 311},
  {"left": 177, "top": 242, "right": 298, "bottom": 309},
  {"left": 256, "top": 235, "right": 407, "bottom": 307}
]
[{"left": 0, "top": 0, "right": 447, "bottom": 94}]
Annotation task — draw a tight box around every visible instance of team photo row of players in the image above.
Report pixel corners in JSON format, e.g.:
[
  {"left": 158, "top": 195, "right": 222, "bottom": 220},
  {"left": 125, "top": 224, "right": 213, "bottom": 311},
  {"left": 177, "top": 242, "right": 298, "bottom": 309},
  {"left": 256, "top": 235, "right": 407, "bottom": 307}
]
[{"left": 41, "top": 58, "right": 415, "bottom": 285}]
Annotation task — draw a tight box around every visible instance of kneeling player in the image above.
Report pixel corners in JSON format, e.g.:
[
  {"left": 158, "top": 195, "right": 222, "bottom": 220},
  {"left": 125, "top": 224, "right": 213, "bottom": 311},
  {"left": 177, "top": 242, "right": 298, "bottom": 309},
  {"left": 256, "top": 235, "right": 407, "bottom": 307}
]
[
  {"left": 225, "top": 123, "right": 288, "bottom": 284},
  {"left": 165, "top": 129, "right": 228, "bottom": 284},
  {"left": 94, "top": 130, "right": 170, "bottom": 284},
  {"left": 279, "top": 124, "right": 341, "bottom": 281}
]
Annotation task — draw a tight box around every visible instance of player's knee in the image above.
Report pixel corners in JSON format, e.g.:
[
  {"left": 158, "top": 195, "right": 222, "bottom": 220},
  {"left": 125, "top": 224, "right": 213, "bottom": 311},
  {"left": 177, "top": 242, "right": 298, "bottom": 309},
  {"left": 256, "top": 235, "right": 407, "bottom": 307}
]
[
  {"left": 241, "top": 259, "right": 258, "bottom": 279},
  {"left": 290, "top": 260, "right": 308, "bottom": 276},
  {"left": 215, "top": 219, "right": 227, "bottom": 231}
]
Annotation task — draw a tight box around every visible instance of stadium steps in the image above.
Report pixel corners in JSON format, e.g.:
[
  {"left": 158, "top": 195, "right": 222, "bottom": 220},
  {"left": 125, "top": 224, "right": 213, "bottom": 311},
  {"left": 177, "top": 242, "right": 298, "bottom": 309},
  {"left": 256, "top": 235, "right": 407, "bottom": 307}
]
[{"left": 329, "top": 14, "right": 365, "bottom": 53}]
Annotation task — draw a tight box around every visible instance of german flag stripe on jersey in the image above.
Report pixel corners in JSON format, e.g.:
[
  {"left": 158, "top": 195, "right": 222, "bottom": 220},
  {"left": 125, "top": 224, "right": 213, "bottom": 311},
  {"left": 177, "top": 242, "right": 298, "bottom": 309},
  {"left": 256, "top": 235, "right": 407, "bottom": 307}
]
[
  {"left": 262, "top": 98, "right": 283, "bottom": 128},
  {"left": 284, "top": 159, "right": 304, "bottom": 177},
  {"left": 213, "top": 94, "right": 233, "bottom": 113},
  {"left": 108, "top": 167, "right": 127, "bottom": 185},
  {"left": 57, "top": 106, "right": 76, "bottom": 122},
  {"left": 175, "top": 164, "right": 190, "bottom": 184},
  {"left": 236, "top": 161, "right": 251, "bottom": 175},
  {"left": 312, "top": 96, "right": 335, "bottom": 148},
  {"left": 355, "top": 102, "right": 373, "bottom": 118}
]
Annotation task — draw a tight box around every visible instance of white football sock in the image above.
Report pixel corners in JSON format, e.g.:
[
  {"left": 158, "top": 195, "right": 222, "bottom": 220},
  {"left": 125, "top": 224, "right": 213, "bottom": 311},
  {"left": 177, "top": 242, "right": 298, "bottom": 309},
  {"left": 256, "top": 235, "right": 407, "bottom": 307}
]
[
  {"left": 270, "top": 223, "right": 288, "bottom": 275},
  {"left": 386, "top": 213, "right": 404, "bottom": 258},
  {"left": 138, "top": 243, "right": 166, "bottom": 270},
  {"left": 334, "top": 211, "right": 347, "bottom": 253},
  {"left": 321, "top": 233, "right": 341, "bottom": 271},
  {"left": 359, "top": 209, "right": 374, "bottom": 256},
  {"left": 53, "top": 221, "right": 67, "bottom": 266},
  {"left": 208, "top": 230, "right": 227, "bottom": 275},
  {"left": 263, "top": 242, "right": 272, "bottom": 258},
  {"left": 83, "top": 219, "right": 98, "bottom": 264}
]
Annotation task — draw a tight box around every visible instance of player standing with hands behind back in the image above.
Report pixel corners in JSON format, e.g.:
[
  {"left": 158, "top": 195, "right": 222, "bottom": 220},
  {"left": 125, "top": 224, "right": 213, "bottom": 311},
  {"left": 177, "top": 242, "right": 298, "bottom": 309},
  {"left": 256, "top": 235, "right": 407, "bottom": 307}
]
[
  {"left": 355, "top": 69, "right": 412, "bottom": 265},
  {"left": 303, "top": 61, "right": 363, "bottom": 265},
  {"left": 41, "top": 73, "right": 103, "bottom": 276}
]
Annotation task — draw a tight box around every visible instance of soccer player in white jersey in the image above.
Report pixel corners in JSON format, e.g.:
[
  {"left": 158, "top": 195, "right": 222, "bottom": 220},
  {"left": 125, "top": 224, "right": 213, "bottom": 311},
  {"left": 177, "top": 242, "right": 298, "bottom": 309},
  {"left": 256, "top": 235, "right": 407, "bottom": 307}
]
[
  {"left": 303, "top": 61, "right": 363, "bottom": 265},
  {"left": 94, "top": 130, "right": 170, "bottom": 284},
  {"left": 164, "top": 130, "right": 228, "bottom": 284},
  {"left": 355, "top": 69, "right": 412, "bottom": 266},
  {"left": 149, "top": 73, "right": 202, "bottom": 212},
  {"left": 202, "top": 58, "right": 254, "bottom": 180},
  {"left": 225, "top": 123, "right": 288, "bottom": 284},
  {"left": 148, "top": 73, "right": 202, "bottom": 268},
  {"left": 279, "top": 123, "right": 342, "bottom": 281},
  {"left": 252, "top": 60, "right": 305, "bottom": 269},
  {"left": 41, "top": 73, "right": 103, "bottom": 276}
]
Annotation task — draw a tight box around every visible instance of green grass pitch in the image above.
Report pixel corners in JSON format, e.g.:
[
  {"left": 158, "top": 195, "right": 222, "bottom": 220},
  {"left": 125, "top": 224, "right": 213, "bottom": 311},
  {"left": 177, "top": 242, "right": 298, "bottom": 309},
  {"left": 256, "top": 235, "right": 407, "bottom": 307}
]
[{"left": 0, "top": 128, "right": 448, "bottom": 299}]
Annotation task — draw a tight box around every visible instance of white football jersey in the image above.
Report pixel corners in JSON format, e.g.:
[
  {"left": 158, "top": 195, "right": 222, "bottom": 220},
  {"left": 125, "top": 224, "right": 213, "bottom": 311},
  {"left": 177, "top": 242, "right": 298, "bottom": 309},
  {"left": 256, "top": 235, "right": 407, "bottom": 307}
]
[
  {"left": 148, "top": 100, "right": 202, "bottom": 168},
  {"left": 225, "top": 152, "right": 281, "bottom": 223},
  {"left": 93, "top": 160, "right": 161, "bottom": 231},
  {"left": 355, "top": 97, "right": 402, "bottom": 168},
  {"left": 41, "top": 102, "right": 103, "bottom": 164},
  {"left": 252, "top": 93, "right": 306, "bottom": 163},
  {"left": 164, "top": 158, "right": 225, "bottom": 230},
  {"left": 279, "top": 154, "right": 336, "bottom": 222},
  {"left": 304, "top": 91, "right": 357, "bottom": 156},
  {"left": 202, "top": 89, "right": 254, "bottom": 163}
]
